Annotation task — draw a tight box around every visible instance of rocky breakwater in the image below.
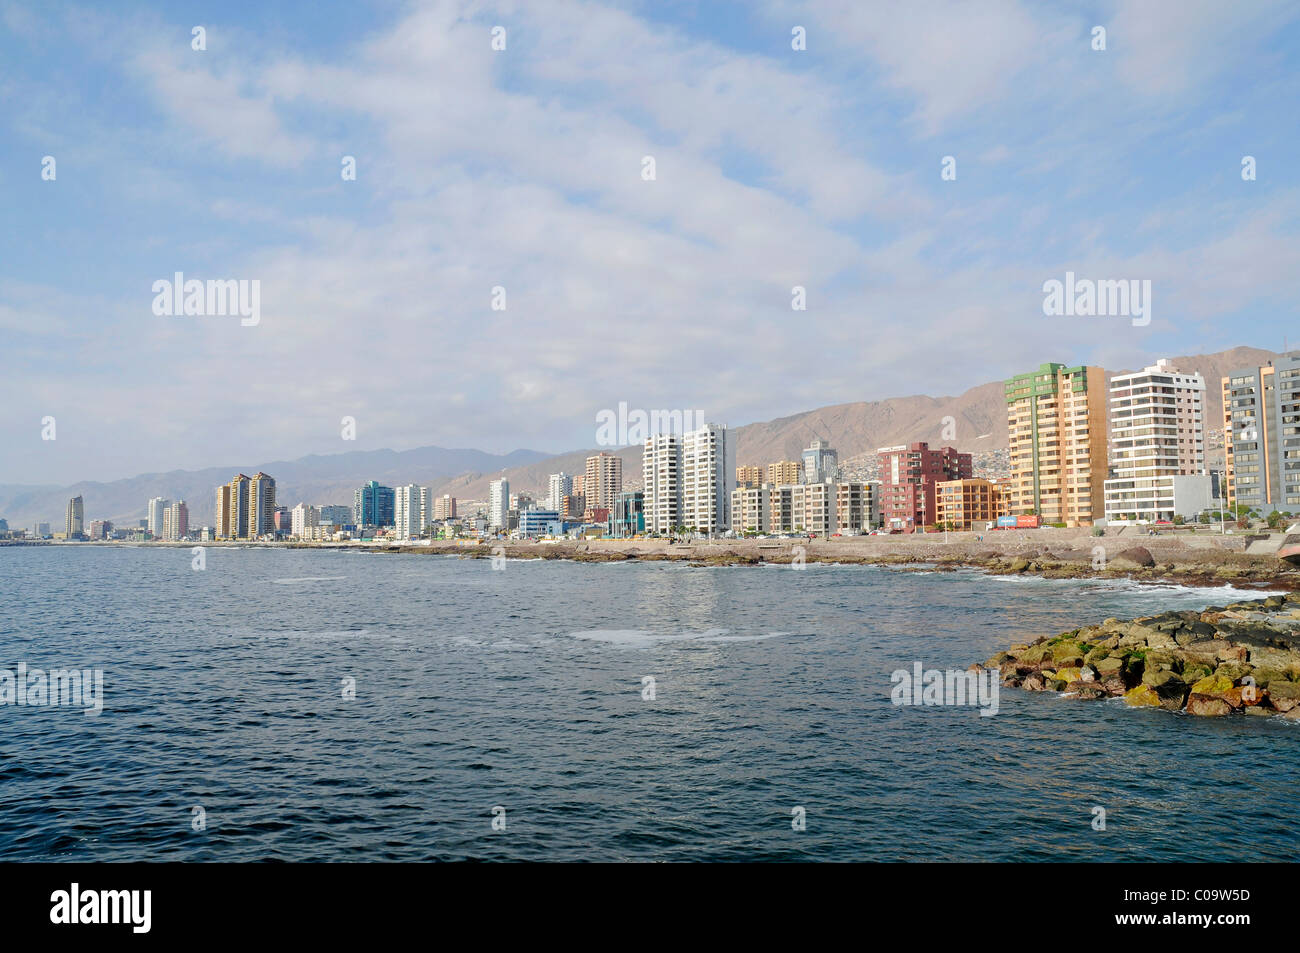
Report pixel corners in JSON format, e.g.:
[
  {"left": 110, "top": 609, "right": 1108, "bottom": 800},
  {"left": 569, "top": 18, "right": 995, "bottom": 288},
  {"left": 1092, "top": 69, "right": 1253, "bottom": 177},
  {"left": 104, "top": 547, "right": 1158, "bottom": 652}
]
[{"left": 983, "top": 592, "right": 1300, "bottom": 718}]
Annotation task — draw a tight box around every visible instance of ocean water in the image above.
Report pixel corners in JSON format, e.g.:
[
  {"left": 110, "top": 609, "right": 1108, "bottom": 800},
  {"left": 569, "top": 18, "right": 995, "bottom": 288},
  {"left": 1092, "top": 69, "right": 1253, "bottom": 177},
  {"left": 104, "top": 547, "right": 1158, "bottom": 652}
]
[{"left": 1, "top": 545, "right": 1297, "bottom": 862}]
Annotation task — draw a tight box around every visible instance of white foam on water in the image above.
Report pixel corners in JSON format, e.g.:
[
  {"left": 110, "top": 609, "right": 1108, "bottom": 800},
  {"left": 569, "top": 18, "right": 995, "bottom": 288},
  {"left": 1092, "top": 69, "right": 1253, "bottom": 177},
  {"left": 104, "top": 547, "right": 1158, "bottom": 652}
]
[
  {"left": 567, "top": 627, "right": 778, "bottom": 648},
  {"left": 271, "top": 576, "right": 347, "bottom": 584}
]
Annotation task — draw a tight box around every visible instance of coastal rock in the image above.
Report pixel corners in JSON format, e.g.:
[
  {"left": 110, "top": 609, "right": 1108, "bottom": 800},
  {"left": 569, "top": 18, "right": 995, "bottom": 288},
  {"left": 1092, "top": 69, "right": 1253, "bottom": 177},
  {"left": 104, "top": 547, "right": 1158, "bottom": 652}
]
[
  {"left": 1101, "top": 676, "right": 1128, "bottom": 696},
  {"left": 1068, "top": 681, "right": 1108, "bottom": 700},
  {"left": 1052, "top": 644, "right": 1086, "bottom": 667},
  {"left": 1124, "top": 685, "right": 1162, "bottom": 708},
  {"left": 1187, "top": 694, "right": 1233, "bottom": 717},
  {"left": 1094, "top": 656, "right": 1124, "bottom": 676},
  {"left": 1189, "top": 674, "right": 1243, "bottom": 708},
  {"left": 1113, "top": 546, "right": 1155, "bottom": 568},
  {"left": 1266, "top": 682, "right": 1300, "bottom": 713},
  {"left": 1022, "top": 673, "right": 1046, "bottom": 692}
]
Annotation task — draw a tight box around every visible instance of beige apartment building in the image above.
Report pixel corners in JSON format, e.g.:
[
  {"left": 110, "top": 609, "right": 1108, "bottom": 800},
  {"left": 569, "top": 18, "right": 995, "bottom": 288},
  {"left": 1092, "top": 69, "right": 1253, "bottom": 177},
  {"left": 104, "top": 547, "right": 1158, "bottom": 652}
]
[
  {"left": 766, "top": 460, "right": 802, "bottom": 486},
  {"left": 1005, "top": 363, "right": 1107, "bottom": 526},
  {"left": 584, "top": 452, "right": 623, "bottom": 513},
  {"left": 935, "top": 478, "right": 1006, "bottom": 530},
  {"left": 736, "top": 465, "right": 763, "bottom": 489},
  {"left": 731, "top": 484, "right": 768, "bottom": 532}
]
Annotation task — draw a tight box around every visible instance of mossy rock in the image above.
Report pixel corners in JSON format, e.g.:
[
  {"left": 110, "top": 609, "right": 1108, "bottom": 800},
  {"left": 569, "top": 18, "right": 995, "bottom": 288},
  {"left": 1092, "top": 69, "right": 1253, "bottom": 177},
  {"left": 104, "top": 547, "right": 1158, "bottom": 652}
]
[
  {"left": 1142, "top": 669, "right": 1184, "bottom": 693},
  {"left": 1249, "top": 666, "right": 1288, "bottom": 687},
  {"left": 1124, "top": 685, "right": 1162, "bottom": 708},
  {"left": 1214, "top": 662, "right": 1252, "bottom": 682},
  {"left": 1053, "top": 666, "right": 1082, "bottom": 684},
  {"left": 1019, "top": 645, "right": 1054, "bottom": 665},
  {"left": 1094, "top": 656, "right": 1124, "bottom": 675},
  {"left": 1180, "top": 663, "right": 1213, "bottom": 685},
  {"left": 1190, "top": 674, "right": 1235, "bottom": 696}
]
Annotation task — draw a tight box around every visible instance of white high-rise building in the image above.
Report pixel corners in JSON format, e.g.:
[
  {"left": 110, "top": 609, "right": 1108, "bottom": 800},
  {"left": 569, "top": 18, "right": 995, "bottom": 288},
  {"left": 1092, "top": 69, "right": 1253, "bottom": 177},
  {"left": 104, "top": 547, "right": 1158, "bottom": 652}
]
[
  {"left": 291, "top": 502, "right": 319, "bottom": 537},
  {"left": 394, "top": 484, "right": 430, "bottom": 539},
  {"left": 682, "top": 423, "right": 734, "bottom": 534},
  {"left": 147, "top": 497, "right": 170, "bottom": 537},
  {"left": 1104, "top": 358, "right": 1211, "bottom": 521},
  {"left": 643, "top": 433, "right": 682, "bottom": 535},
  {"left": 488, "top": 479, "right": 510, "bottom": 531},
  {"left": 547, "top": 473, "right": 573, "bottom": 511}
]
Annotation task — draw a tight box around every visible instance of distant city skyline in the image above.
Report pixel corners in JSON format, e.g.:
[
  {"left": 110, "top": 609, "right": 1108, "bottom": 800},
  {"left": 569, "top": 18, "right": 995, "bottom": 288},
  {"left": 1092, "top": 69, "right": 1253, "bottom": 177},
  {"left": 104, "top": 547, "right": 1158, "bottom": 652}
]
[{"left": 4, "top": 0, "right": 1299, "bottom": 486}]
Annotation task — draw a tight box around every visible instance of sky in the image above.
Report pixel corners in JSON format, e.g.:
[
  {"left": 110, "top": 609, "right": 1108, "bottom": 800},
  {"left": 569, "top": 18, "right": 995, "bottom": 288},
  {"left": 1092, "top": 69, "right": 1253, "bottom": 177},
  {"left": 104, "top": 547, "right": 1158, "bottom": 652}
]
[{"left": 2, "top": 0, "right": 1299, "bottom": 485}]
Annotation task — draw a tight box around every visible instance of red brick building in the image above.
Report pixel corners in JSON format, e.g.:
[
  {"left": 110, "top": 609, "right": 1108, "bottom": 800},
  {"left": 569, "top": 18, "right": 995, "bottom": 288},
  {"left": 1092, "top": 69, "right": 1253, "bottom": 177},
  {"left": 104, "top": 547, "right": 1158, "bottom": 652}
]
[{"left": 877, "top": 442, "right": 973, "bottom": 531}]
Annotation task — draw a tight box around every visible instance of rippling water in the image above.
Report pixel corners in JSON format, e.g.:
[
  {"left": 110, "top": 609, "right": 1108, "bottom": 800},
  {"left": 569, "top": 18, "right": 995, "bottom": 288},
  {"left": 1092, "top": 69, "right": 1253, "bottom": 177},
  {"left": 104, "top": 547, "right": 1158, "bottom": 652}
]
[{"left": 2, "top": 545, "right": 1297, "bottom": 861}]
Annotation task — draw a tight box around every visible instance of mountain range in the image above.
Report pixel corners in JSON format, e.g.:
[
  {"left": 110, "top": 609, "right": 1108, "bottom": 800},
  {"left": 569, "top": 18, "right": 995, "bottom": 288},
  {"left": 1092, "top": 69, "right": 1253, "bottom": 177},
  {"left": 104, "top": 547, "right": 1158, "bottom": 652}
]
[{"left": 0, "top": 346, "right": 1283, "bottom": 529}]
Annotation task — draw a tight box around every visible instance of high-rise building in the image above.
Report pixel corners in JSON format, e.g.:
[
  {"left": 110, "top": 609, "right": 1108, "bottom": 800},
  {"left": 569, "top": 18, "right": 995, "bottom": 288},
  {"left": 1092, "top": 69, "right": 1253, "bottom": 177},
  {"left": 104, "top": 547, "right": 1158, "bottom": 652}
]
[
  {"left": 798, "top": 480, "right": 836, "bottom": 535},
  {"left": 736, "top": 465, "right": 762, "bottom": 489},
  {"left": 354, "top": 481, "right": 395, "bottom": 529},
  {"left": 766, "top": 460, "right": 803, "bottom": 486},
  {"left": 65, "top": 496, "right": 84, "bottom": 538},
  {"left": 319, "top": 505, "right": 352, "bottom": 526},
  {"left": 147, "top": 497, "right": 170, "bottom": 537},
  {"left": 248, "top": 472, "right": 277, "bottom": 539},
  {"left": 1222, "top": 352, "right": 1300, "bottom": 511},
  {"left": 214, "top": 484, "right": 231, "bottom": 539},
  {"left": 768, "top": 484, "right": 797, "bottom": 532},
  {"left": 223, "top": 474, "right": 251, "bottom": 540},
  {"left": 88, "top": 519, "right": 111, "bottom": 540},
  {"left": 584, "top": 452, "right": 623, "bottom": 513},
  {"left": 433, "top": 494, "right": 457, "bottom": 521},
  {"left": 682, "top": 424, "right": 734, "bottom": 534},
  {"left": 801, "top": 440, "right": 838, "bottom": 484},
  {"left": 731, "top": 484, "right": 769, "bottom": 533},
  {"left": 163, "top": 500, "right": 189, "bottom": 540},
  {"left": 877, "top": 442, "right": 972, "bottom": 531},
  {"left": 547, "top": 473, "right": 573, "bottom": 511},
  {"left": 394, "top": 484, "right": 430, "bottom": 539},
  {"left": 1005, "top": 363, "right": 1107, "bottom": 526},
  {"left": 836, "top": 481, "right": 880, "bottom": 534},
  {"left": 488, "top": 479, "right": 510, "bottom": 531},
  {"left": 643, "top": 434, "right": 682, "bottom": 534},
  {"left": 291, "top": 503, "right": 319, "bottom": 537},
  {"left": 560, "top": 493, "right": 585, "bottom": 521},
  {"left": 1104, "top": 359, "right": 1211, "bottom": 521}
]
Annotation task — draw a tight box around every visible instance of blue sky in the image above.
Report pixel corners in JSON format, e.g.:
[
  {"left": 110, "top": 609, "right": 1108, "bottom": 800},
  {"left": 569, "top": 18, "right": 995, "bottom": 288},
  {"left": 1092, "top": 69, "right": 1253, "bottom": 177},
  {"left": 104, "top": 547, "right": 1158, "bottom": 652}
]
[{"left": 2, "top": 0, "right": 1299, "bottom": 484}]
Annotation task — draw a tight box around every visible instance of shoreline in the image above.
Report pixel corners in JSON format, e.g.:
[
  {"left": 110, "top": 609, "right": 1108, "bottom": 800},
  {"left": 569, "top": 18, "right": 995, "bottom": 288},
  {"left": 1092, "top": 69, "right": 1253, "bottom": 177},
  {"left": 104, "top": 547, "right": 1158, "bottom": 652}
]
[
  {"left": 371, "top": 531, "right": 1300, "bottom": 592},
  {"left": 11, "top": 530, "right": 1300, "bottom": 591}
]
